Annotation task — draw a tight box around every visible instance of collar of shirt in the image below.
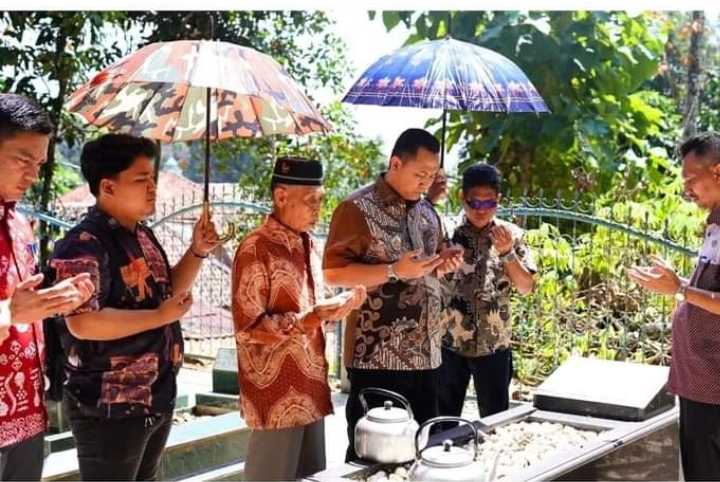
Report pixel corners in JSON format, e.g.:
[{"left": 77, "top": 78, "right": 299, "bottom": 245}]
[
  {"left": 376, "top": 173, "right": 420, "bottom": 208},
  {"left": 459, "top": 215, "right": 495, "bottom": 238},
  {"left": 266, "top": 214, "right": 310, "bottom": 243},
  {"left": 0, "top": 199, "right": 17, "bottom": 221},
  {"left": 85, "top": 206, "right": 137, "bottom": 233},
  {"left": 707, "top": 207, "right": 720, "bottom": 227}
]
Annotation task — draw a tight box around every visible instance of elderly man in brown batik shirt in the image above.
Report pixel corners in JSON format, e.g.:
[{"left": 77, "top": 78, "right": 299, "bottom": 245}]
[
  {"left": 323, "top": 128, "right": 463, "bottom": 462},
  {"left": 233, "top": 157, "right": 365, "bottom": 481}
]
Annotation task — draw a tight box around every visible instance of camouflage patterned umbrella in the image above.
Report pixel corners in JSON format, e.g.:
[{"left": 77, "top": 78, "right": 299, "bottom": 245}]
[{"left": 67, "top": 40, "right": 330, "bottom": 239}]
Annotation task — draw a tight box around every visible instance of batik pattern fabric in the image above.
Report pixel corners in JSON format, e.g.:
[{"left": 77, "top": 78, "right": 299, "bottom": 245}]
[
  {"left": 323, "top": 175, "right": 444, "bottom": 371},
  {"left": 49, "top": 207, "right": 182, "bottom": 418},
  {"left": 440, "top": 217, "right": 536, "bottom": 357},
  {"left": 232, "top": 215, "right": 332, "bottom": 430},
  {"left": 0, "top": 201, "right": 46, "bottom": 447}
]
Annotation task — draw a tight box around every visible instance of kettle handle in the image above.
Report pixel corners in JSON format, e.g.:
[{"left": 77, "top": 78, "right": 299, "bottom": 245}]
[
  {"left": 358, "top": 388, "right": 414, "bottom": 420},
  {"left": 414, "top": 416, "right": 479, "bottom": 460}
]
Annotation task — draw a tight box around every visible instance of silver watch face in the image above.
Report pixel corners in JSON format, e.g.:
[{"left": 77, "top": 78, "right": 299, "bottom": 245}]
[
  {"left": 387, "top": 265, "right": 398, "bottom": 282},
  {"left": 675, "top": 286, "right": 686, "bottom": 301}
]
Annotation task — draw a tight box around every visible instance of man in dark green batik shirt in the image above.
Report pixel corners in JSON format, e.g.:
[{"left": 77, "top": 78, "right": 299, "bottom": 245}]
[{"left": 440, "top": 164, "right": 537, "bottom": 419}]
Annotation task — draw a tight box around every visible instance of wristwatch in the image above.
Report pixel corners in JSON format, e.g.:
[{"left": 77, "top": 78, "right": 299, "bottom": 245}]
[
  {"left": 387, "top": 263, "right": 399, "bottom": 283},
  {"left": 500, "top": 250, "right": 516, "bottom": 263},
  {"left": 675, "top": 283, "right": 688, "bottom": 302}
]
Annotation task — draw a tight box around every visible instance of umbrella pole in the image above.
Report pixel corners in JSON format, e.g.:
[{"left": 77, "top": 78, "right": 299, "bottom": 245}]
[
  {"left": 440, "top": 108, "right": 447, "bottom": 169},
  {"left": 439, "top": 108, "right": 449, "bottom": 218},
  {"left": 153, "top": 140, "right": 162, "bottom": 185},
  {"left": 203, "top": 86, "right": 211, "bottom": 221},
  {"left": 203, "top": 86, "right": 236, "bottom": 243}
]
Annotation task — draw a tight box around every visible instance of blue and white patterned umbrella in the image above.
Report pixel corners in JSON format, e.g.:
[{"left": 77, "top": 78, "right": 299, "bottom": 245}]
[{"left": 343, "top": 37, "right": 549, "bottom": 165}]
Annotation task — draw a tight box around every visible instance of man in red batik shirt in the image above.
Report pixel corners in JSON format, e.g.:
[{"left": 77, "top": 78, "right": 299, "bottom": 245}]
[{"left": 0, "top": 93, "right": 93, "bottom": 481}]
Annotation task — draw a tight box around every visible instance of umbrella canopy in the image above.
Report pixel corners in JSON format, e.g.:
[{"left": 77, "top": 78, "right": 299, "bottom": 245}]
[
  {"left": 343, "top": 37, "right": 548, "bottom": 112},
  {"left": 68, "top": 39, "right": 330, "bottom": 242},
  {"left": 342, "top": 37, "right": 549, "bottom": 166},
  {"left": 67, "top": 39, "right": 330, "bottom": 142}
]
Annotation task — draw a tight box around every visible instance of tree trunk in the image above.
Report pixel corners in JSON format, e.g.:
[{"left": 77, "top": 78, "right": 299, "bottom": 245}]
[
  {"left": 682, "top": 11, "right": 705, "bottom": 140},
  {"left": 518, "top": 145, "right": 534, "bottom": 197},
  {"left": 39, "top": 34, "right": 69, "bottom": 264}
]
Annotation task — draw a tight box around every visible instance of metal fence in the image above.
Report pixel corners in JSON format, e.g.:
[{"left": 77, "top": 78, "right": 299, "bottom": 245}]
[
  {"left": 497, "top": 195, "right": 697, "bottom": 388},
  {"left": 24, "top": 183, "right": 700, "bottom": 386}
]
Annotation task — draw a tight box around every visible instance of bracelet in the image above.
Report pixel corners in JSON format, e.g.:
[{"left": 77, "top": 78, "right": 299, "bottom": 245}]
[{"left": 191, "top": 246, "right": 209, "bottom": 259}]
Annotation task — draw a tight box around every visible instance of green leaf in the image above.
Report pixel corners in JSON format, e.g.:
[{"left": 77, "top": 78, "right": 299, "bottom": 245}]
[
  {"left": 580, "top": 119, "right": 611, "bottom": 136},
  {"left": 382, "top": 11, "right": 401, "bottom": 31}
]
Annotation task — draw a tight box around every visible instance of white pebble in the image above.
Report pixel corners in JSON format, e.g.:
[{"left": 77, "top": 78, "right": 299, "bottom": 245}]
[{"left": 364, "top": 421, "right": 596, "bottom": 481}]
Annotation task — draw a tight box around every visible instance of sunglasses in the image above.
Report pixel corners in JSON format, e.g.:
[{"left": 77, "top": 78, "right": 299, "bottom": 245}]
[{"left": 464, "top": 198, "right": 498, "bottom": 210}]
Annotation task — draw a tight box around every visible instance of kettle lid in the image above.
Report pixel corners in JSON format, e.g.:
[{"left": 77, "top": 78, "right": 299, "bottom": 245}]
[
  {"left": 366, "top": 400, "right": 410, "bottom": 423},
  {"left": 421, "top": 439, "right": 474, "bottom": 467}
]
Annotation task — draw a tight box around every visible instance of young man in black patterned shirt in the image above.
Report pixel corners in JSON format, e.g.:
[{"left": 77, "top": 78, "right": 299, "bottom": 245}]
[{"left": 49, "top": 134, "right": 219, "bottom": 481}]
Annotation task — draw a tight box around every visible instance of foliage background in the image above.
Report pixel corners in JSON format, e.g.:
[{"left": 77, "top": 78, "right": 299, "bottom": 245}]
[{"left": 2, "top": 10, "right": 718, "bottom": 383}]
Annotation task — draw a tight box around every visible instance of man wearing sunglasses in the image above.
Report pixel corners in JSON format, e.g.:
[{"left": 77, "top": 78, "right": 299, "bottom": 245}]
[{"left": 439, "top": 163, "right": 536, "bottom": 420}]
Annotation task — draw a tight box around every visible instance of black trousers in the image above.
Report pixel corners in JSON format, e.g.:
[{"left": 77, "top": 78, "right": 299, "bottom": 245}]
[
  {"left": 345, "top": 367, "right": 439, "bottom": 462},
  {"left": 438, "top": 347, "right": 513, "bottom": 420},
  {"left": 67, "top": 402, "right": 173, "bottom": 481},
  {"left": 679, "top": 396, "right": 720, "bottom": 481},
  {"left": 0, "top": 432, "right": 44, "bottom": 481}
]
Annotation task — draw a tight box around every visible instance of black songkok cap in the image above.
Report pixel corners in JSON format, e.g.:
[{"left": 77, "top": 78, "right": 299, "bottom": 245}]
[{"left": 271, "top": 156, "right": 324, "bottom": 186}]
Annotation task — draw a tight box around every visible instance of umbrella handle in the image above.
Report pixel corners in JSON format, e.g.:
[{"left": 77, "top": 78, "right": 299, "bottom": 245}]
[
  {"left": 217, "top": 223, "right": 236, "bottom": 244},
  {"left": 202, "top": 202, "right": 236, "bottom": 244}
]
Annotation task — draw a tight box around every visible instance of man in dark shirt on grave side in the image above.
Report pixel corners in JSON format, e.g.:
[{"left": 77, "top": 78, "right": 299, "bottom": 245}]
[
  {"left": 629, "top": 132, "right": 720, "bottom": 481},
  {"left": 323, "top": 128, "right": 463, "bottom": 462},
  {"left": 49, "top": 133, "right": 219, "bottom": 481}
]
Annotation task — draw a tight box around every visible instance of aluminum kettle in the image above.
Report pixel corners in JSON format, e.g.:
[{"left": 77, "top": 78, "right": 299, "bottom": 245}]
[
  {"left": 354, "top": 388, "right": 421, "bottom": 464},
  {"left": 408, "top": 416, "right": 499, "bottom": 482}
]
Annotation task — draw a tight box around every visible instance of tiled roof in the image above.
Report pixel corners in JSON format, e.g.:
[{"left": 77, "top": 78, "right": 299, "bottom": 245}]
[{"left": 58, "top": 170, "right": 203, "bottom": 207}]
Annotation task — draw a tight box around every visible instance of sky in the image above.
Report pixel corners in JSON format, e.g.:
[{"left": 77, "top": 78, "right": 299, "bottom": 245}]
[
  {"left": 323, "top": 10, "right": 461, "bottom": 172},
  {"left": 4, "top": 5, "right": 717, "bottom": 175}
]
